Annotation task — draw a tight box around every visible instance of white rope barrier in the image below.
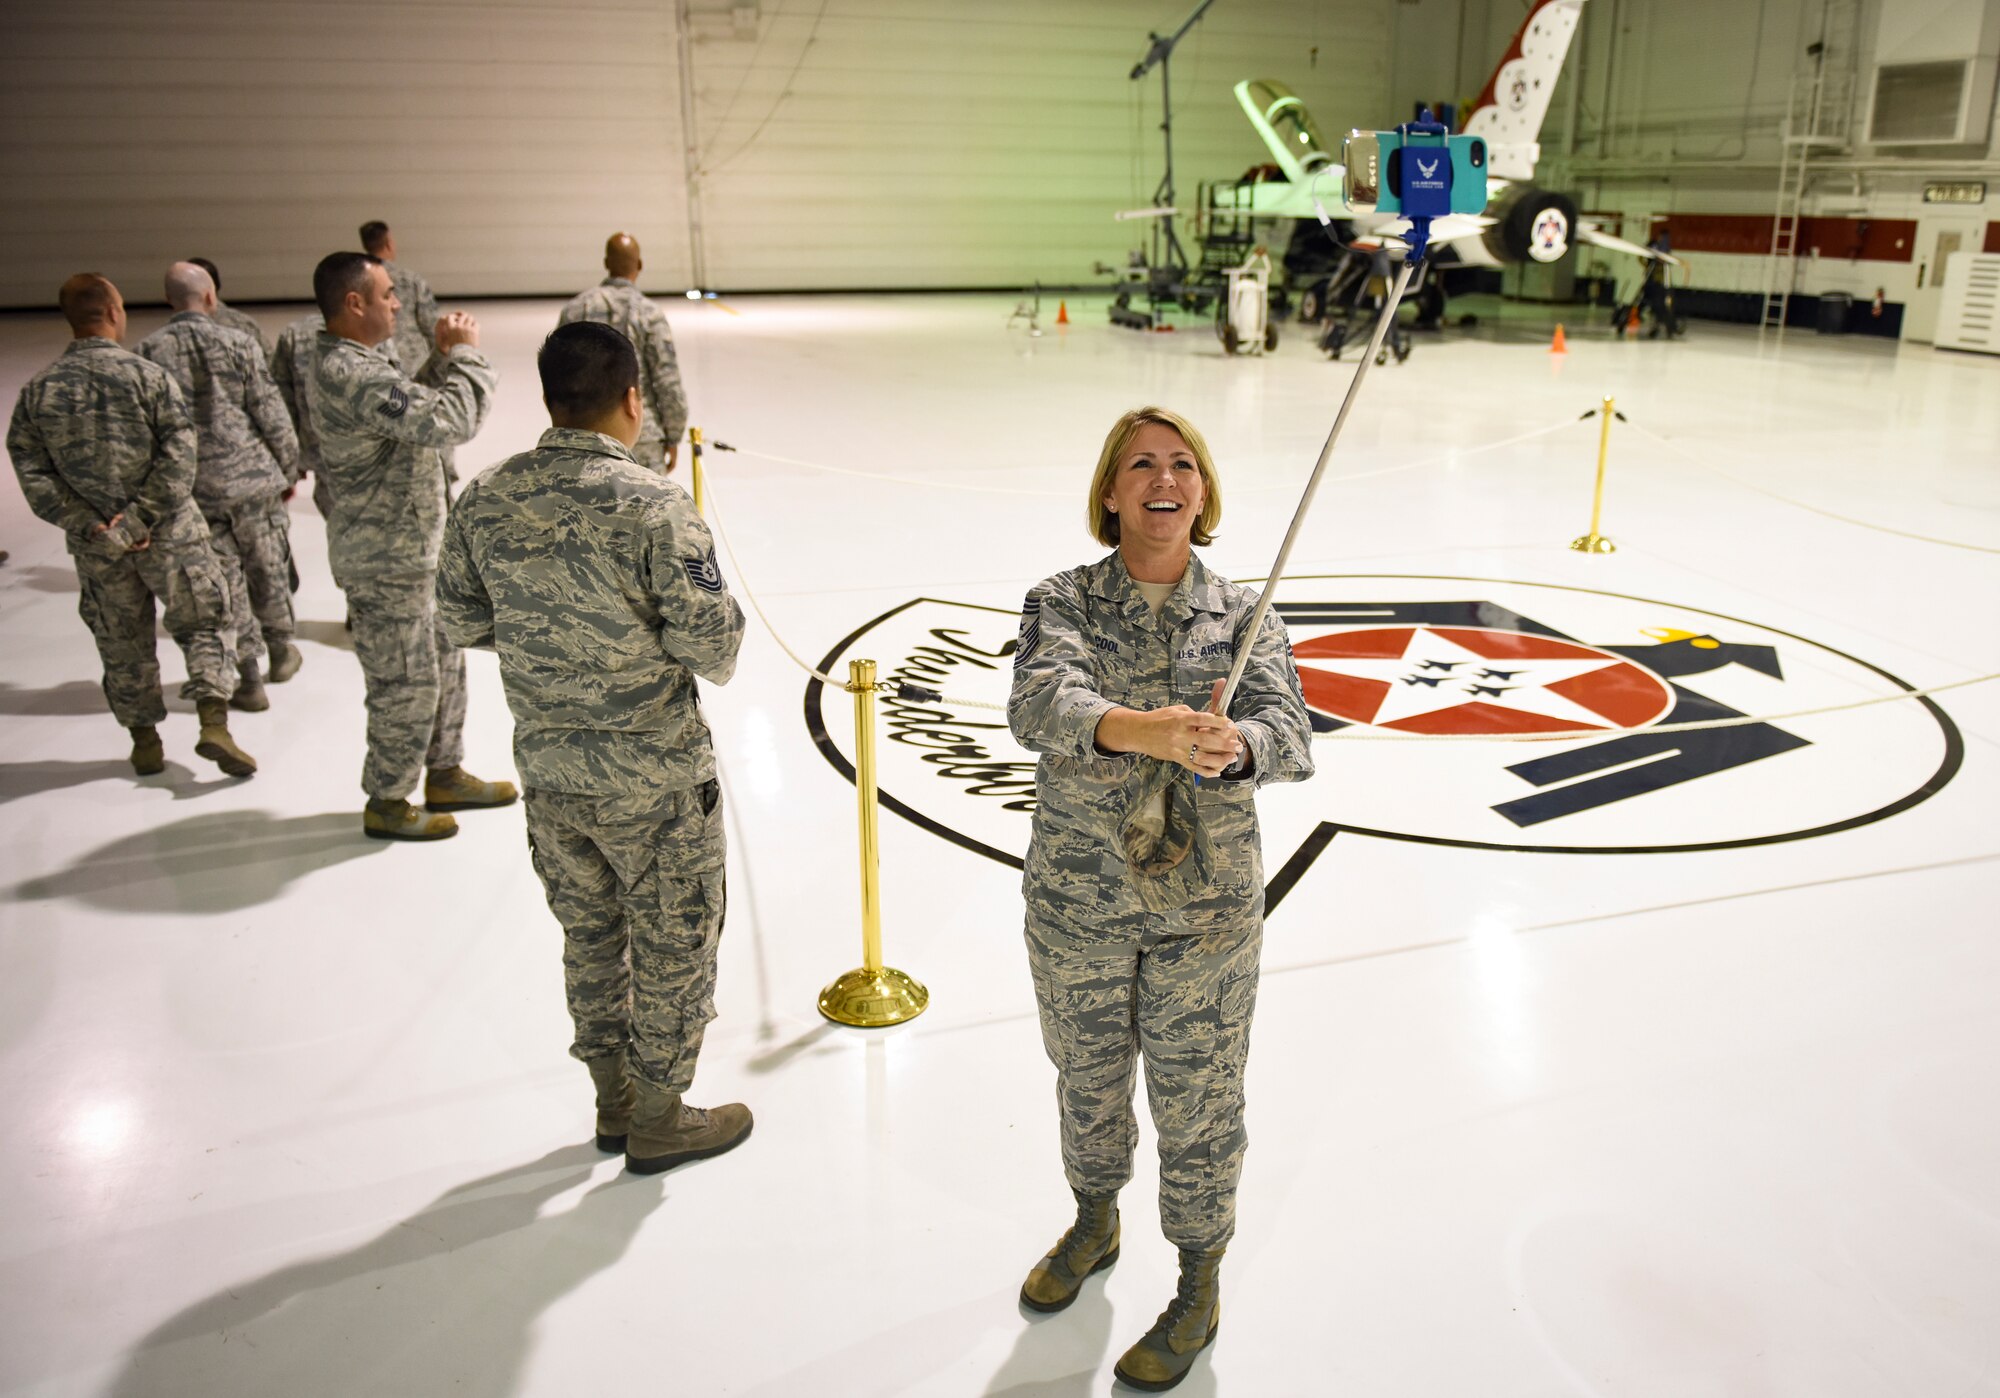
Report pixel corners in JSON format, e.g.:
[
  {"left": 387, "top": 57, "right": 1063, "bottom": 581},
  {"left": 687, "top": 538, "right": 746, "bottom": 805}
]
[
  {"left": 698, "top": 466, "right": 849, "bottom": 691},
  {"left": 696, "top": 404, "right": 1999, "bottom": 739},
  {"left": 699, "top": 458, "right": 1012, "bottom": 711},
  {"left": 722, "top": 444, "right": 1072, "bottom": 498},
  {"left": 716, "top": 412, "right": 1588, "bottom": 502},
  {"left": 700, "top": 408, "right": 1580, "bottom": 715}
]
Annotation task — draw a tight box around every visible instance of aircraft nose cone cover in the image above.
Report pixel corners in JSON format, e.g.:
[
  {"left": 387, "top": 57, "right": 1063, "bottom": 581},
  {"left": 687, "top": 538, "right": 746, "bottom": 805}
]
[{"left": 1531, "top": 207, "right": 1572, "bottom": 261}]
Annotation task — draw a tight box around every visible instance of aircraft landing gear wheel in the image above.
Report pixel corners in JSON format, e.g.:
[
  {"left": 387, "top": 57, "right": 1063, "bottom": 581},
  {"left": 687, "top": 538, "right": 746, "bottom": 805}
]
[{"left": 1264, "top": 324, "right": 1279, "bottom": 351}]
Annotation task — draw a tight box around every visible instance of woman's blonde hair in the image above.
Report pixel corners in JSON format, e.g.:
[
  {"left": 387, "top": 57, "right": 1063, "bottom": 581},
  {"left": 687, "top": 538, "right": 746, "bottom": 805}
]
[{"left": 1086, "top": 406, "right": 1222, "bottom": 548}]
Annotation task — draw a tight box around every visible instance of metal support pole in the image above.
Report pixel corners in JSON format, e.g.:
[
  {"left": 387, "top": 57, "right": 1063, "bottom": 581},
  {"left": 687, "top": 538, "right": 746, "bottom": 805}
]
[
  {"left": 818, "top": 659, "right": 929, "bottom": 1027},
  {"left": 1570, "top": 395, "right": 1618, "bottom": 554},
  {"left": 689, "top": 425, "right": 705, "bottom": 514}
]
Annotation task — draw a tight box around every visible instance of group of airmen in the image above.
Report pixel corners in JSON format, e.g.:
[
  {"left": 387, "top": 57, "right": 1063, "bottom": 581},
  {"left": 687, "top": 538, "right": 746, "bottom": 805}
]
[
  {"left": 7, "top": 223, "right": 691, "bottom": 832},
  {"left": 8, "top": 223, "right": 752, "bottom": 1181}
]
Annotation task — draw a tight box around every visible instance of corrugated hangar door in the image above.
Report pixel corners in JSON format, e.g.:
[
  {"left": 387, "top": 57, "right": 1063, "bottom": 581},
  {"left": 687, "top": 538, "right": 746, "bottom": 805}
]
[
  {"left": 683, "top": 0, "right": 1392, "bottom": 291},
  {"left": 0, "top": 0, "right": 694, "bottom": 306}
]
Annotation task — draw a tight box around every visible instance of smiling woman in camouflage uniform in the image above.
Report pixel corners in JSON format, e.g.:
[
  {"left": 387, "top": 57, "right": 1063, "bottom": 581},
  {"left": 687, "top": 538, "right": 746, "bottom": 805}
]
[{"left": 1007, "top": 406, "right": 1313, "bottom": 1392}]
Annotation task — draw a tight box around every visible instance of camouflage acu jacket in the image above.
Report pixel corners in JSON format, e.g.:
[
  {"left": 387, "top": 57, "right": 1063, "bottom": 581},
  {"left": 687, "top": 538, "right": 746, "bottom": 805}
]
[
  {"left": 310, "top": 332, "right": 495, "bottom": 587},
  {"left": 6, "top": 338, "right": 208, "bottom": 551},
  {"left": 268, "top": 313, "right": 325, "bottom": 478},
  {"left": 136, "top": 311, "right": 298, "bottom": 509},
  {"left": 435, "top": 426, "right": 744, "bottom": 797},
  {"left": 385, "top": 262, "right": 440, "bottom": 376},
  {"left": 211, "top": 301, "right": 270, "bottom": 355},
  {"left": 1008, "top": 551, "right": 1314, "bottom": 928},
  {"left": 556, "top": 277, "right": 689, "bottom": 448}
]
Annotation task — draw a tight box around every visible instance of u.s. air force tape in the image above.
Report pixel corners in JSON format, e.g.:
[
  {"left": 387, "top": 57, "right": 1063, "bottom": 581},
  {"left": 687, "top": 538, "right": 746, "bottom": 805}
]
[{"left": 683, "top": 548, "right": 724, "bottom": 593}]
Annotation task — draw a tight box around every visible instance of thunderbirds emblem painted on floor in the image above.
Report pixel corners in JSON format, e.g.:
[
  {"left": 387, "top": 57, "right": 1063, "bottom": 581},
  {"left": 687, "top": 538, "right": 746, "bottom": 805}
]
[{"left": 806, "top": 576, "right": 1960, "bottom": 902}]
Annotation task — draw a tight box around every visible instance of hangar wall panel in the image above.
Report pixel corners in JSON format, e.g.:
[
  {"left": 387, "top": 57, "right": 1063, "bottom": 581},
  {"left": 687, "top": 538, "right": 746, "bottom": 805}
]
[
  {"left": 1536, "top": 0, "right": 2000, "bottom": 316},
  {"left": 0, "top": 0, "right": 692, "bottom": 307}
]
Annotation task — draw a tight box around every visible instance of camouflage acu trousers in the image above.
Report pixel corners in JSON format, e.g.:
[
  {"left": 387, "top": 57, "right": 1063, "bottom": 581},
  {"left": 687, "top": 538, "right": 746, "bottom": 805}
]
[
  {"left": 72, "top": 537, "right": 237, "bottom": 726},
  {"left": 206, "top": 492, "right": 295, "bottom": 664},
  {"left": 343, "top": 578, "right": 466, "bottom": 800},
  {"left": 523, "top": 782, "right": 726, "bottom": 1093},
  {"left": 1025, "top": 911, "right": 1262, "bottom": 1251}
]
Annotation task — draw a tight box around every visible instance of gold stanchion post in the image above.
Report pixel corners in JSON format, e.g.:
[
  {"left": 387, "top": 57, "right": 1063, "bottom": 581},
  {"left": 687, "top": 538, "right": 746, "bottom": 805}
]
[
  {"left": 688, "top": 425, "right": 705, "bottom": 514},
  {"left": 818, "top": 658, "right": 929, "bottom": 1027},
  {"left": 1570, "top": 395, "right": 1618, "bottom": 554}
]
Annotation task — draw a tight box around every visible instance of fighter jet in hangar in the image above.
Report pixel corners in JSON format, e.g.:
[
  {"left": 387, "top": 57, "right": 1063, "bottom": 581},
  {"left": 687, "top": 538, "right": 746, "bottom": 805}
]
[{"left": 1221, "top": 0, "right": 1676, "bottom": 321}]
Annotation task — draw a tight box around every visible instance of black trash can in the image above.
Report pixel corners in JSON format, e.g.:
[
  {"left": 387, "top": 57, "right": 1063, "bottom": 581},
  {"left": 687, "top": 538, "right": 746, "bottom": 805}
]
[{"left": 1816, "top": 291, "right": 1853, "bottom": 334}]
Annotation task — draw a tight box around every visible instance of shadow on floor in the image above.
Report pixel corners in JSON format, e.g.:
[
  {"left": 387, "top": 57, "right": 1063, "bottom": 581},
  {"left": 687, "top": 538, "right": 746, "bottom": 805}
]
[
  {"left": 103, "top": 1144, "right": 664, "bottom": 1398},
  {"left": 294, "top": 619, "right": 355, "bottom": 651},
  {"left": 717, "top": 758, "right": 780, "bottom": 1046},
  {"left": 744, "top": 1020, "right": 838, "bottom": 1075},
  {"left": 0, "top": 679, "right": 108, "bottom": 715},
  {"left": 7, "top": 563, "right": 79, "bottom": 593},
  {"left": 0, "top": 756, "right": 241, "bottom": 806},
  {"left": 984, "top": 1286, "right": 1124, "bottom": 1398},
  {"left": 11, "top": 810, "right": 384, "bottom": 914},
  {"left": 727, "top": 1281, "right": 1136, "bottom": 1398},
  {"left": 0, "top": 756, "right": 132, "bottom": 803}
]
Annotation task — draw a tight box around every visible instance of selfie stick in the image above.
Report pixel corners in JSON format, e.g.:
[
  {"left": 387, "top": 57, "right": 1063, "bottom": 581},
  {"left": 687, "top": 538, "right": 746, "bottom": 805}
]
[{"left": 1212, "top": 254, "right": 1418, "bottom": 716}]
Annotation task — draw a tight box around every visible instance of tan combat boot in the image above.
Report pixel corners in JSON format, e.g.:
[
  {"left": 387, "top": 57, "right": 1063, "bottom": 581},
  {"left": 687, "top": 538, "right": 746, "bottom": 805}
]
[
  {"left": 129, "top": 725, "right": 165, "bottom": 776},
  {"left": 624, "top": 1078, "right": 753, "bottom": 1175},
  {"left": 585, "top": 1054, "right": 638, "bottom": 1153},
  {"left": 1113, "top": 1247, "right": 1224, "bottom": 1392},
  {"left": 1019, "top": 1191, "right": 1120, "bottom": 1313},
  {"left": 423, "top": 765, "right": 519, "bottom": 812},
  {"left": 230, "top": 660, "right": 269, "bottom": 712},
  {"left": 363, "top": 797, "right": 458, "bottom": 841},
  {"left": 267, "top": 640, "right": 303, "bottom": 683},
  {"left": 194, "top": 699, "right": 257, "bottom": 777}
]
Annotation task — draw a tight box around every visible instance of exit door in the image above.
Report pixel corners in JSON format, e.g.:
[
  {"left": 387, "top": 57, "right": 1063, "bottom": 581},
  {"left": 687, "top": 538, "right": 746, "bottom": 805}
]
[{"left": 1903, "top": 216, "right": 1985, "bottom": 342}]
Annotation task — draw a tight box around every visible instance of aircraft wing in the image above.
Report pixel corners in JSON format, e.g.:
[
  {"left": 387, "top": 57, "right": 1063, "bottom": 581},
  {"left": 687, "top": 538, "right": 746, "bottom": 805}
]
[
  {"left": 1369, "top": 213, "right": 1685, "bottom": 268},
  {"left": 1577, "top": 222, "right": 1684, "bottom": 265},
  {"left": 1370, "top": 214, "right": 1496, "bottom": 247}
]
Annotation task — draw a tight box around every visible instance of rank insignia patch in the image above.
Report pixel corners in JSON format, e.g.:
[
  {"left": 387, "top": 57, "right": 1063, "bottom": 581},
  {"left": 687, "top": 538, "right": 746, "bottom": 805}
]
[{"left": 683, "top": 549, "right": 724, "bottom": 593}]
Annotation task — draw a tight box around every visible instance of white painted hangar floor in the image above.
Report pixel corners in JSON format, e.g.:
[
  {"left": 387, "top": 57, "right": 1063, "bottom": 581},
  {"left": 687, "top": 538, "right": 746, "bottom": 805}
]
[{"left": 1, "top": 290, "right": 1997, "bottom": 1398}]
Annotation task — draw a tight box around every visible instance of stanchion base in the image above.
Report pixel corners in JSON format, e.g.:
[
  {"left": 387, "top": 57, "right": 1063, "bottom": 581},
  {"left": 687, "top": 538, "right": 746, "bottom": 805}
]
[
  {"left": 818, "top": 967, "right": 930, "bottom": 1027},
  {"left": 1569, "top": 533, "right": 1617, "bottom": 554}
]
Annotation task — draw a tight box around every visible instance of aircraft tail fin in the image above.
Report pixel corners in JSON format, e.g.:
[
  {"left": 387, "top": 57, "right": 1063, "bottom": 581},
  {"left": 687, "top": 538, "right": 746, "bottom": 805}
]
[{"left": 1461, "top": 0, "right": 1585, "bottom": 181}]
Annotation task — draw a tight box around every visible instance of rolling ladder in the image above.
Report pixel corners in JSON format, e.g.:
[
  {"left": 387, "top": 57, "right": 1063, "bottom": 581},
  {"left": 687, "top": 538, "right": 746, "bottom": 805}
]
[{"left": 1760, "top": 0, "right": 1861, "bottom": 343}]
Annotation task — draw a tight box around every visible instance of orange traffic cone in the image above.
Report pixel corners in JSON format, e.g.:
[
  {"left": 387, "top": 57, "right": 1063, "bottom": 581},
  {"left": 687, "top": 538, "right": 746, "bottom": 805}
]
[
  {"left": 1550, "top": 323, "right": 1568, "bottom": 354},
  {"left": 1056, "top": 300, "right": 1069, "bottom": 325}
]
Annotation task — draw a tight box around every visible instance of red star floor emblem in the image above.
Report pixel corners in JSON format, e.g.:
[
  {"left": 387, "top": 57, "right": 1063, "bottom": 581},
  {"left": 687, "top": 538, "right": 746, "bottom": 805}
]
[{"left": 1293, "top": 625, "right": 1675, "bottom": 734}]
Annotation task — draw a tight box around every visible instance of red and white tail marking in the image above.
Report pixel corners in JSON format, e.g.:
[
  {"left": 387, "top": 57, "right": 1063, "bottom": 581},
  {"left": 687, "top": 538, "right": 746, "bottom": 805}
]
[{"left": 1461, "top": 0, "right": 1585, "bottom": 181}]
